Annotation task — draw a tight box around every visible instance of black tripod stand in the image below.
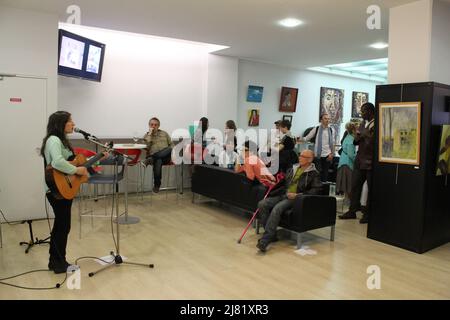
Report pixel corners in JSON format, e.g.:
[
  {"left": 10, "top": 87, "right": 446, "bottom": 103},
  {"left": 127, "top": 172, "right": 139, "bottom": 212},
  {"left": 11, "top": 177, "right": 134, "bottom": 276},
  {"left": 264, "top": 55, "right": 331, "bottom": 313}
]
[
  {"left": 19, "top": 220, "right": 50, "bottom": 254},
  {"left": 86, "top": 146, "right": 154, "bottom": 277}
]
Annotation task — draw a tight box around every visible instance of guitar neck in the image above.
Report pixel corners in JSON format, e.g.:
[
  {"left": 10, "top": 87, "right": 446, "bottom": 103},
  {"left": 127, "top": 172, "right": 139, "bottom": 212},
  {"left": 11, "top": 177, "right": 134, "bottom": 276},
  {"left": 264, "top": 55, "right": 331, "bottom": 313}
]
[{"left": 84, "top": 153, "right": 105, "bottom": 168}]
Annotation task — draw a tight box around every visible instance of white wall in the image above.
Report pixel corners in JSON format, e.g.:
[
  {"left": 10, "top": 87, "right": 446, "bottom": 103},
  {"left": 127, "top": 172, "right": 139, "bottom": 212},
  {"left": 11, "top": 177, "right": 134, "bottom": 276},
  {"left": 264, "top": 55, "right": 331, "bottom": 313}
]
[
  {"left": 388, "top": 0, "right": 433, "bottom": 84},
  {"left": 430, "top": 0, "right": 450, "bottom": 85},
  {"left": 0, "top": 5, "right": 58, "bottom": 113},
  {"left": 206, "top": 54, "right": 239, "bottom": 130},
  {"left": 238, "top": 60, "right": 380, "bottom": 138},
  {"left": 58, "top": 24, "right": 238, "bottom": 139}
]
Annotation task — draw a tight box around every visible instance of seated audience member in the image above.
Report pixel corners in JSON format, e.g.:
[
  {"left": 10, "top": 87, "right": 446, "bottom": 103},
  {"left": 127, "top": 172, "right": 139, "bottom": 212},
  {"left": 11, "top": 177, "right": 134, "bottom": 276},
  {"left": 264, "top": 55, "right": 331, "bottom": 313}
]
[
  {"left": 278, "top": 119, "right": 298, "bottom": 173},
  {"left": 214, "top": 119, "right": 238, "bottom": 168},
  {"left": 260, "top": 120, "right": 281, "bottom": 166},
  {"left": 224, "top": 120, "right": 238, "bottom": 152},
  {"left": 300, "top": 114, "right": 336, "bottom": 182},
  {"left": 218, "top": 144, "right": 238, "bottom": 169},
  {"left": 194, "top": 117, "right": 209, "bottom": 148},
  {"left": 143, "top": 117, "right": 173, "bottom": 193},
  {"left": 235, "top": 140, "right": 275, "bottom": 186},
  {"left": 256, "top": 150, "right": 322, "bottom": 253},
  {"left": 336, "top": 122, "right": 356, "bottom": 203}
]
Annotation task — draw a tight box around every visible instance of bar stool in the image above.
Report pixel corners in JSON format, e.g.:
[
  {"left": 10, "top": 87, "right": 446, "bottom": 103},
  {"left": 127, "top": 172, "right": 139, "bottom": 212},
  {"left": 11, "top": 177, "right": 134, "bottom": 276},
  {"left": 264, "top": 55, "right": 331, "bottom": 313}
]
[
  {"left": 78, "top": 154, "right": 125, "bottom": 238},
  {"left": 144, "top": 160, "right": 180, "bottom": 201},
  {"left": 161, "top": 161, "right": 179, "bottom": 200},
  {"left": 115, "top": 148, "right": 144, "bottom": 200}
]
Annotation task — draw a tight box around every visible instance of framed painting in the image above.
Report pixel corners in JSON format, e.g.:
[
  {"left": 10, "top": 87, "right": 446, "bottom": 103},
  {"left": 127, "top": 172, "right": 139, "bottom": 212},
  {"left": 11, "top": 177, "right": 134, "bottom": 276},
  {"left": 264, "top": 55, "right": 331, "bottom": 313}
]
[
  {"left": 247, "top": 85, "right": 264, "bottom": 103},
  {"left": 352, "top": 91, "right": 369, "bottom": 118},
  {"left": 282, "top": 115, "right": 293, "bottom": 125},
  {"left": 279, "top": 87, "right": 298, "bottom": 112},
  {"left": 436, "top": 125, "right": 450, "bottom": 176},
  {"left": 248, "top": 109, "right": 260, "bottom": 127},
  {"left": 320, "top": 87, "right": 344, "bottom": 124},
  {"left": 379, "top": 102, "right": 421, "bottom": 165}
]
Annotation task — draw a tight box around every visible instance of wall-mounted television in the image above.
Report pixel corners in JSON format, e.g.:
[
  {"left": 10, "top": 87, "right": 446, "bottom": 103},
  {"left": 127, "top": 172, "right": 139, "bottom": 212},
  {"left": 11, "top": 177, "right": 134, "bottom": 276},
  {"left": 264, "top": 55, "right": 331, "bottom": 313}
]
[
  {"left": 436, "top": 124, "right": 450, "bottom": 176},
  {"left": 58, "top": 29, "right": 106, "bottom": 82}
]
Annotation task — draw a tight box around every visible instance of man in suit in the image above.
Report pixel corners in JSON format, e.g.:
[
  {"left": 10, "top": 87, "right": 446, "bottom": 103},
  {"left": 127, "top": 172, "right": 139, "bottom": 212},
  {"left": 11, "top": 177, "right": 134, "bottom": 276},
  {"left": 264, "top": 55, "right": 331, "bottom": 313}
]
[{"left": 339, "top": 102, "right": 375, "bottom": 224}]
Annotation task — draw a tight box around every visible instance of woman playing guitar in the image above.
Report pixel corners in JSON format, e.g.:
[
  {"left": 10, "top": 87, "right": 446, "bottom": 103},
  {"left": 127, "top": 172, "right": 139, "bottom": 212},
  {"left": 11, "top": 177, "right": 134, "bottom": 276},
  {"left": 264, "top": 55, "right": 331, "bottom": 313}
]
[{"left": 40, "top": 111, "right": 106, "bottom": 273}]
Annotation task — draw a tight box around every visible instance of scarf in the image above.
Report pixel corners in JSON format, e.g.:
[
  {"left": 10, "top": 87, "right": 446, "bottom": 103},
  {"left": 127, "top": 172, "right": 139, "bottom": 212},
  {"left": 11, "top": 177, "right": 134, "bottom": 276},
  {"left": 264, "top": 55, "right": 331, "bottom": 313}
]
[{"left": 316, "top": 126, "right": 333, "bottom": 158}]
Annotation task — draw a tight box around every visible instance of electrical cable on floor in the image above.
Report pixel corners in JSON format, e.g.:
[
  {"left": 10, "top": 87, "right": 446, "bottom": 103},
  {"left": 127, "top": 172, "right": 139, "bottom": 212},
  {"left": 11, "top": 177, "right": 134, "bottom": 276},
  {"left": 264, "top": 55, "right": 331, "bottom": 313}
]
[
  {"left": 0, "top": 208, "right": 22, "bottom": 226},
  {"left": 0, "top": 269, "right": 68, "bottom": 290},
  {"left": 110, "top": 184, "right": 119, "bottom": 253},
  {"left": 44, "top": 195, "right": 52, "bottom": 233},
  {"left": 75, "top": 256, "right": 114, "bottom": 265},
  {"left": 0, "top": 254, "right": 115, "bottom": 291}
]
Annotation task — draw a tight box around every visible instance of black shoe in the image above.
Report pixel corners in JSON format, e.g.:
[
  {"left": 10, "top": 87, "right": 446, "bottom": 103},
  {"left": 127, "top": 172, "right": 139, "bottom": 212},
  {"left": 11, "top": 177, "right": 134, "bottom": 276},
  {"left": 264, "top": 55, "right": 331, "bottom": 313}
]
[
  {"left": 256, "top": 239, "right": 268, "bottom": 253},
  {"left": 339, "top": 211, "right": 357, "bottom": 220},
  {"left": 48, "top": 261, "right": 68, "bottom": 274},
  {"left": 144, "top": 157, "right": 154, "bottom": 166},
  {"left": 152, "top": 186, "right": 160, "bottom": 193},
  {"left": 359, "top": 214, "right": 369, "bottom": 224}
]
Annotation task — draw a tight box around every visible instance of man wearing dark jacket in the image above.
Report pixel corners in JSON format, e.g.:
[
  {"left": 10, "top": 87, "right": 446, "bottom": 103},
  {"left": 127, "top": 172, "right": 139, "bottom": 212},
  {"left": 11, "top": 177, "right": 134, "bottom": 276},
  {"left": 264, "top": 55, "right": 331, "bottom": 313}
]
[
  {"left": 256, "top": 149, "right": 323, "bottom": 253},
  {"left": 339, "top": 102, "right": 375, "bottom": 224}
]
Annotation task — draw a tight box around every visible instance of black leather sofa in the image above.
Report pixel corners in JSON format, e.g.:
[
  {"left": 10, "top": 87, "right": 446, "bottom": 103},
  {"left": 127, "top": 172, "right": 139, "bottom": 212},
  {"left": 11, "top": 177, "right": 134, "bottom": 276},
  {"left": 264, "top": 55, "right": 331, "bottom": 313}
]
[{"left": 191, "top": 165, "right": 337, "bottom": 248}]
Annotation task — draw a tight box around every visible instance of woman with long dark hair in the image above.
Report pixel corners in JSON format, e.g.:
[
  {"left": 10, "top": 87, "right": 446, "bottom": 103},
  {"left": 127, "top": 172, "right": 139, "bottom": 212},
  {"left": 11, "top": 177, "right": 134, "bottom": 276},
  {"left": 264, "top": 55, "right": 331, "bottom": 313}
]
[
  {"left": 194, "top": 117, "right": 209, "bottom": 148},
  {"left": 41, "top": 111, "right": 88, "bottom": 273}
]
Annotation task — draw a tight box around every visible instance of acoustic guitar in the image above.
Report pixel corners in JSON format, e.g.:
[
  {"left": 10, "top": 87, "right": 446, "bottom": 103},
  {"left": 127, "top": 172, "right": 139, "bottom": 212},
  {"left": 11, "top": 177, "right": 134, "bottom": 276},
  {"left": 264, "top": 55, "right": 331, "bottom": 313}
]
[{"left": 45, "top": 151, "right": 108, "bottom": 200}]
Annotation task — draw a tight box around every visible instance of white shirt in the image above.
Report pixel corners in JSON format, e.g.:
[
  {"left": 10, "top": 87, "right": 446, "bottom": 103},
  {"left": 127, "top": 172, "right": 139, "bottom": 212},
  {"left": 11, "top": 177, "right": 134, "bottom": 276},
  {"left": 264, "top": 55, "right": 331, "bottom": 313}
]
[{"left": 304, "top": 126, "right": 333, "bottom": 157}]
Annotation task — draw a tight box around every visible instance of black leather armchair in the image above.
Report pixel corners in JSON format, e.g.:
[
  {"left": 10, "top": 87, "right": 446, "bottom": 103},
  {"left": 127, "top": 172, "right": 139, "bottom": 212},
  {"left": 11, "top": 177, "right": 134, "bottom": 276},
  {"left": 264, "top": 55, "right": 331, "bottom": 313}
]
[
  {"left": 191, "top": 165, "right": 266, "bottom": 212},
  {"left": 191, "top": 165, "right": 336, "bottom": 248}
]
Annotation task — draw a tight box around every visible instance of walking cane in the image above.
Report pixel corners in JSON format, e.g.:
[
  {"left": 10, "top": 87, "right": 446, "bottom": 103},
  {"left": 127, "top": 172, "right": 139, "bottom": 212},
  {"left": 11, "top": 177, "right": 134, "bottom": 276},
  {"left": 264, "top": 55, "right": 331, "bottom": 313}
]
[{"left": 237, "top": 173, "right": 284, "bottom": 244}]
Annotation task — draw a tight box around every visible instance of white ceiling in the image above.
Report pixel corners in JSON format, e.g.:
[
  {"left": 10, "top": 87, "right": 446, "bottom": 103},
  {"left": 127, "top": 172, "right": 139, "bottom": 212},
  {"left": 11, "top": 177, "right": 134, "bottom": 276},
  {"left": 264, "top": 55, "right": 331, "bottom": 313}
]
[{"left": 0, "top": 0, "right": 430, "bottom": 69}]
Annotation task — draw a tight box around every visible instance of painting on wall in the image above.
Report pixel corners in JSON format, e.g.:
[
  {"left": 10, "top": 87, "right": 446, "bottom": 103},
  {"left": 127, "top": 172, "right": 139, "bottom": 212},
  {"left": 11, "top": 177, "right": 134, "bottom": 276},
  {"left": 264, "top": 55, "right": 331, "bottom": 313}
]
[
  {"left": 436, "top": 125, "right": 450, "bottom": 176},
  {"left": 352, "top": 91, "right": 369, "bottom": 118},
  {"left": 320, "top": 87, "right": 344, "bottom": 124},
  {"left": 379, "top": 102, "right": 421, "bottom": 165},
  {"left": 248, "top": 109, "right": 260, "bottom": 127},
  {"left": 282, "top": 115, "right": 293, "bottom": 125},
  {"left": 246, "top": 85, "right": 264, "bottom": 103},
  {"left": 279, "top": 87, "right": 298, "bottom": 113}
]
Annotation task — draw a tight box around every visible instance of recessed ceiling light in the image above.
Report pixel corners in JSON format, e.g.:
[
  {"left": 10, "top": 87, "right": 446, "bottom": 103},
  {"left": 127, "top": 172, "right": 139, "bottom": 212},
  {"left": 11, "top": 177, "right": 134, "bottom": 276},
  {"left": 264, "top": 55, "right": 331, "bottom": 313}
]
[
  {"left": 370, "top": 42, "right": 389, "bottom": 49},
  {"left": 278, "top": 18, "right": 303, "bottom": 28}
]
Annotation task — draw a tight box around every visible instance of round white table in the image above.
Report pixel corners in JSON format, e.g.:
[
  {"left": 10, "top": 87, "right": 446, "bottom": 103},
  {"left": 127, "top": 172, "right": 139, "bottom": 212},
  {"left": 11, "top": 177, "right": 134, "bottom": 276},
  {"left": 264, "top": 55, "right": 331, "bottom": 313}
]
[{"left": 113, "top": 143, "right": 147, "bottom": 225}]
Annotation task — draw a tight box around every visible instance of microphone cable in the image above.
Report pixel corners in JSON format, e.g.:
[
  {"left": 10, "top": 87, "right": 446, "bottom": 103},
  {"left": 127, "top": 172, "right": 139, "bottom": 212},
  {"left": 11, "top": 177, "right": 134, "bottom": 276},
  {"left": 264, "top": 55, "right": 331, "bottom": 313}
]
[
  {"left": 0, "top": 208, "right": 23, "bottom": 226},
  {"left": 0, "top": 269, "right": 68, "bottom": 290}
]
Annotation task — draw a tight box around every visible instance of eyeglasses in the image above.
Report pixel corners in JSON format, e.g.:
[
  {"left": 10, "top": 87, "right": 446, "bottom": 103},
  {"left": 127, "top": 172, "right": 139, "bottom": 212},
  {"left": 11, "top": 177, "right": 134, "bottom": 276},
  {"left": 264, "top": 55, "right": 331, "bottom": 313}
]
[{"left": 300, "top": 155, "right": 313, "bottom": 159}]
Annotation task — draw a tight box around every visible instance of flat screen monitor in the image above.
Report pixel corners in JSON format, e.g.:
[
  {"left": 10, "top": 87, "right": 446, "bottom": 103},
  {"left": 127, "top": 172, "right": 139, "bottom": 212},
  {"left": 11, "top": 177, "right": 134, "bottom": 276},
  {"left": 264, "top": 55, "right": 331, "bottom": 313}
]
[{"left": 58, "top": 29, "right": 106, "bottom": 82}]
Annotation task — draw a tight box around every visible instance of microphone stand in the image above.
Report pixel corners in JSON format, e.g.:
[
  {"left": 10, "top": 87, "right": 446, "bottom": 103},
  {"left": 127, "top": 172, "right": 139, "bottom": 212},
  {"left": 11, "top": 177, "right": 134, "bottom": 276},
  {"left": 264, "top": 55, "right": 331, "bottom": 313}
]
[{"left": 83, "top": 136, "right": 154, "bottom": 277}]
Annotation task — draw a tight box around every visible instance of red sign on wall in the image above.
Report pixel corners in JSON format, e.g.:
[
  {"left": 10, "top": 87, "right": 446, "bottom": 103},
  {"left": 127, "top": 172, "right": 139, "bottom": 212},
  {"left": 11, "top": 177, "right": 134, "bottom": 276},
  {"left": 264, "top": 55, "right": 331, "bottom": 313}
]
[{"left": 10, "top": 98, "right": 22, "bottom": 103}]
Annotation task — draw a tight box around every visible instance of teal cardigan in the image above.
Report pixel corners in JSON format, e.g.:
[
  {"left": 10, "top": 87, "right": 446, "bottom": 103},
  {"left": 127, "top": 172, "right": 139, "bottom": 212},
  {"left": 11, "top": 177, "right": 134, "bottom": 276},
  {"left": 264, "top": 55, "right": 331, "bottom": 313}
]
[{"left": 338, "top": 134, "right": 356, "bottom": 170}]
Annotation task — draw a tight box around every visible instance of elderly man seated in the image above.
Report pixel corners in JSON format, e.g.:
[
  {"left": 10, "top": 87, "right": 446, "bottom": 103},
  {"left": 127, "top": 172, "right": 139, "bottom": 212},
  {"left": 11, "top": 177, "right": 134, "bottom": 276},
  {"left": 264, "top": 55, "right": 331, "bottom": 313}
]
[{"left": 256, "top": 149, "right": 323, "bottom": 253}]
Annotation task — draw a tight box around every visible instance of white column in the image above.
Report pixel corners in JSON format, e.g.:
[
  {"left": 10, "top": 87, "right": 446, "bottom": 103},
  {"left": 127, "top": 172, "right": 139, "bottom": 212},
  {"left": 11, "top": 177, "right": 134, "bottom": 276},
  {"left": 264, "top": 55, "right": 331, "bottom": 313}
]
[{"left": 388, "top": 0, "right": 450, "bottom": 85}]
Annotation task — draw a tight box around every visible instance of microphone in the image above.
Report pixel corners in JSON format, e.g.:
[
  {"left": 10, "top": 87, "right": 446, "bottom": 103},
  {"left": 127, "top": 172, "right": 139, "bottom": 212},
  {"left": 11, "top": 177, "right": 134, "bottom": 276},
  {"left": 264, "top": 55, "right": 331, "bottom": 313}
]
[{"left": 74, "top": 127, "right": 98, "bottom": 140}]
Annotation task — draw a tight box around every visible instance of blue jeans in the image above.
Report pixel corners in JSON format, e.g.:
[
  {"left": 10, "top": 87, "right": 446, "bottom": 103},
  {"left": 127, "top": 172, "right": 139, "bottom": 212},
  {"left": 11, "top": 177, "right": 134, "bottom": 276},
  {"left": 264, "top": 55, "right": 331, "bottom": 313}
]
[
  {"left": 149, "top": 147, "right": 172, "bottom": 187},
  {"left": 258, "top": 195, "right": 295, "bottom": 243}
]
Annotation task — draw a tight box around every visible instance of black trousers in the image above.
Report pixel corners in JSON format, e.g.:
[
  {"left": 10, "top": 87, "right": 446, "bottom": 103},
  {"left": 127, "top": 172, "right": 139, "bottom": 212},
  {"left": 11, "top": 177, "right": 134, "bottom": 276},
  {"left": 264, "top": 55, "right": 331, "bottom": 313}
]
[
  {"left": 46, "top": 193, "right": 72, "bottom": 264},
  {"left": 349, "top": 160, "right": 372, "bottom": 215},
  {"left": 315, "top": 157, "right": 332, "bottom": 182}
]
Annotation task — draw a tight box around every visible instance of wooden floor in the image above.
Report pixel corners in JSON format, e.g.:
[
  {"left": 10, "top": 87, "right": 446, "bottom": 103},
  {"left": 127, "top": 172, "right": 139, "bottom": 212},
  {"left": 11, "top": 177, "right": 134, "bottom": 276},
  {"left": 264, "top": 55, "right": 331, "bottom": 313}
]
[{"left": 0, "top": 191, "right": 449, "bottom": 300}]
